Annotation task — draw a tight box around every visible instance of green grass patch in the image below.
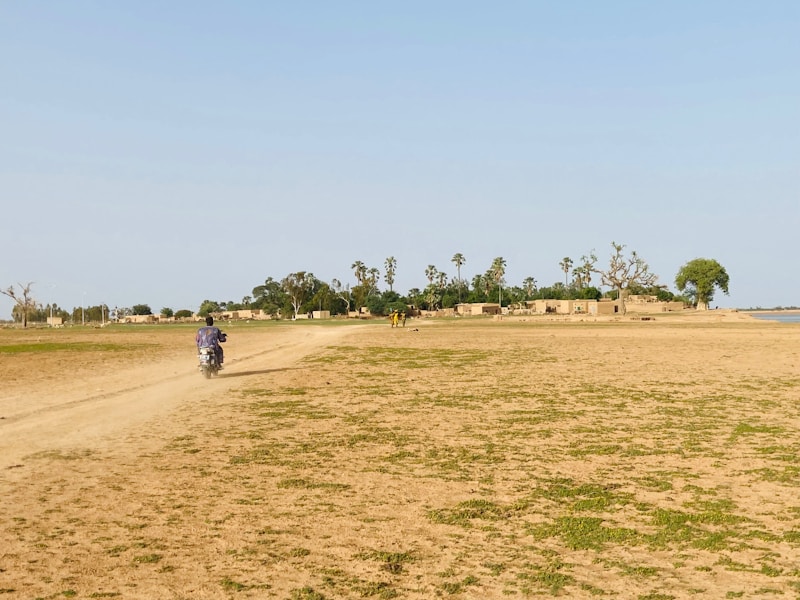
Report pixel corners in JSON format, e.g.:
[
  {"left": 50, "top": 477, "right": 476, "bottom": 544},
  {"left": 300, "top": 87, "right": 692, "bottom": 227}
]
[{"left": 0, "top": 341, "right": 132, "bottom": 354}]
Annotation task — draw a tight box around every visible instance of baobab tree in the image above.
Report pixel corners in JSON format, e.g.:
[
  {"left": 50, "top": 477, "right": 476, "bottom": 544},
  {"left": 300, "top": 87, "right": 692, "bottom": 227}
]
[
  {"left": 675, "top": 258, "right": 729, "bottom": 310},
  {"left": 588, "top": 242, "right": 658, "bottom": 314}
]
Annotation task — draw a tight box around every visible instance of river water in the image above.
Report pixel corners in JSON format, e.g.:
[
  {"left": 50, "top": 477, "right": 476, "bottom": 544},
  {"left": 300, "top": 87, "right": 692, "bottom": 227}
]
[{"left": 749, "top": 312, "right": 800, "bottom": 323}]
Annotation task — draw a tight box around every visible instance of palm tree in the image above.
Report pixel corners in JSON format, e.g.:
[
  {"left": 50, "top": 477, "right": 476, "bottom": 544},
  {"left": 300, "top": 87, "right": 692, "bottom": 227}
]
[
  {"left": 367, "top": 267, "right": 380, "bottom": 295},
  {"left": 425, "top": 265, "right": 438, "bottom": 286},
  {"left": 491, "top": 257, "right": 507, "bottom": 306},
  {"left": 451, "top": 253, "right": 465, "bottom": 302},
  {"left": 351, "top": 260, "right": 366, "bottom": 286},
  {"left": 471, "top": 274, "right": 485, "bottom": 301},
  {"left": 384, "top": 256, "right": 397, "bottom": 293},
  {"left": 522, "top": 277, "right": 537, "bottom": 299},
  {"left": 559, "top": 257, "right": 573, "bottom": 287}
]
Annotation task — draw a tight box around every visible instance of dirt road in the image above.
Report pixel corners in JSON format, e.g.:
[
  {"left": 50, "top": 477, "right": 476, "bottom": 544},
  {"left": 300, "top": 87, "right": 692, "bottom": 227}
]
[{"left": 0, "top": 325, "right": 355, "bottom": 472}]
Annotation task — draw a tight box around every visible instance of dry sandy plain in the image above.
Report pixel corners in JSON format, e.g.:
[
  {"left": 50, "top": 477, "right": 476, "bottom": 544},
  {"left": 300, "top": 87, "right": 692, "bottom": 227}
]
[{"left": 1, "top": 311, "right": 800, "bottom": 599}]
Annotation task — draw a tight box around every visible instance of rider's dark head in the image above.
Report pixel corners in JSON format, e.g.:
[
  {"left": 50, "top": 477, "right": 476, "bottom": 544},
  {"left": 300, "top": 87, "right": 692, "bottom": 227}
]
[{"left": 205, "top": 316, "right": 214, "bottom": 326}]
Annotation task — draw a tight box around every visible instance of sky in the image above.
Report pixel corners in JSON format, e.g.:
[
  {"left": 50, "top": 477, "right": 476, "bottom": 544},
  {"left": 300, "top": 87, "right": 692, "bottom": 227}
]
[{"left": 1, "top": 1, "right": 798, "bottom": 318}]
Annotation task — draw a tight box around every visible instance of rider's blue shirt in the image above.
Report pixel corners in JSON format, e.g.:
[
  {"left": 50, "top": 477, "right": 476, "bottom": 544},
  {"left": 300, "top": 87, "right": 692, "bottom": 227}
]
[{"left": 196, "top": 326, "right": 223, "bottom": 348}]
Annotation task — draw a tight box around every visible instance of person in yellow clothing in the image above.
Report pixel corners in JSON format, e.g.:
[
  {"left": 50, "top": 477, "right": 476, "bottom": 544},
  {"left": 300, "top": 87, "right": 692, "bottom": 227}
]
[{"left": 391, "top": 310, "right": 399, "bottom": 327}]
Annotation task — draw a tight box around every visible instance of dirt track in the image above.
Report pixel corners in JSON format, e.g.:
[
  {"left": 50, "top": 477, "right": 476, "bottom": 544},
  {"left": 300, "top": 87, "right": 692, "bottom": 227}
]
[{"left": 0, "top": 325, "right": 351, "bottom": 471}]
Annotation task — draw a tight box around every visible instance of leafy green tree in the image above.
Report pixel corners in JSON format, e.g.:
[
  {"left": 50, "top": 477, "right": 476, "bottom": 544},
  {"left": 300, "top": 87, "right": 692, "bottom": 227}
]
[
  {"left": 423, "top": 284, "right": 441, "bottom": 311},
  {"left": 84, "top": 304, "right": 108, "bottom": 322},
  {"left": 468, "top": 274, "right": 487, "bottom": 303},
  {"left": 366, "top": 294, "right": 388, "bottom": 316},
  {"left": 36, "top": 302, "right": 69, "bottom": 323},
  {"left": 175, "top": 309, "right": 193, "bottom": 319},
  {"left": 132, "top": 304, "right": 153, "bottom": 315},
  {"left": 675, "top": 258, "right": 729, "bottom": 310},
  {"left": 252, "top": 277, "right": 287, "bottom": 317},
  {"left": 160, "top": 307, "right": 174, "bottom": 318},
  {"left": 504, "top": 285, "right": 527, "bottom": 308},
  {"left": 307, "top": 282, "right": 333, "bottom": 314},
  {"left": 588, "top": 242, "right": 658, "bottom": 314},
  {"left": 628, "top": 283, "right": 675, "bottom": 301},
  {"left": 538, "top": 283, "right": 567, "bottom": 300},
  {"left": 575, "top": 286, "right": 602, "bottom": 300},
  {"left": 197, "top": 300, "right": 220, "bottom": 317},
  {"left": 281, "top": 271, "right": 316, "bottom": 319}
]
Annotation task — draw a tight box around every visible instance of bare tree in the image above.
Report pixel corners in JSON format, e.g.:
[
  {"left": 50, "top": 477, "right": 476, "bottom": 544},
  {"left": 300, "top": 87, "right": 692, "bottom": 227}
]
[
  {"left": 589, "top": 242, "right": 658, "bottom": 314},
  {"left": 331, "top": 278, "right": 351, "bottom": 315},
  {"left": 2, "top": 282, "right": 38, "bottom": 328}
]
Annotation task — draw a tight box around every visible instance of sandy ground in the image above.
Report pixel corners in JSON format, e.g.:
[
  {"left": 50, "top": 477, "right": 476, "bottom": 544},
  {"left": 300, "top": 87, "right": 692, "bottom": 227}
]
[
  {"left": 2, "top": 311, "right": 800, "bottom": 599},
  {"left": 0, "top": 325, "right": 349, "bottom": 471}
]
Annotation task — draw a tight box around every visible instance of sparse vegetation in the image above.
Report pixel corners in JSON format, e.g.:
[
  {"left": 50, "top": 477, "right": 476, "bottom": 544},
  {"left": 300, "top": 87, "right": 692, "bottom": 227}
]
[{"left": 3, "top": 317, "right": 800, "bottom": 597}]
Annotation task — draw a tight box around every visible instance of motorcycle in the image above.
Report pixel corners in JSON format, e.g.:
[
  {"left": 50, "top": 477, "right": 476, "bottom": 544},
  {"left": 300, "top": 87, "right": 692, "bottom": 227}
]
[{"left": 197, "top": 346, "right": 220, "bottom": 378}]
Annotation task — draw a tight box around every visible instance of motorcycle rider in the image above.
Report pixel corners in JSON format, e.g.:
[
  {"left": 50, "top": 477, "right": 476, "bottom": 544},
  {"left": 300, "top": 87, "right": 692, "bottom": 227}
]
[{"left": 196, "top": 316, "right": 227, "bottom": 368}]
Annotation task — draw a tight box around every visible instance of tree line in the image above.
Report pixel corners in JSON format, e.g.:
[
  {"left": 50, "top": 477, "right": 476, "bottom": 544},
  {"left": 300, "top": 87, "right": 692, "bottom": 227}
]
[
  {"left": 195, "top": 243, "right": 729, "bottom": 320},
  {"left": 3, "top": 243, "right": 730, "bottom": 326}
]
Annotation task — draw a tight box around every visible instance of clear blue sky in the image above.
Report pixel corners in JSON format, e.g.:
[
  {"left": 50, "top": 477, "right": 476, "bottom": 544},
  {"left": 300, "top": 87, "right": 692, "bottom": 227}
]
[{"left": 2, "top": 1, "right": 798, "bottom": 317}]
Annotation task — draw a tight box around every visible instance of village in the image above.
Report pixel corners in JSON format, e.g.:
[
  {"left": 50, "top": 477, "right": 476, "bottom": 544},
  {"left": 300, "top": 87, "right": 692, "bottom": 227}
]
[{"left": 104, "top": 294, "right": 687, "bottom": 324}]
